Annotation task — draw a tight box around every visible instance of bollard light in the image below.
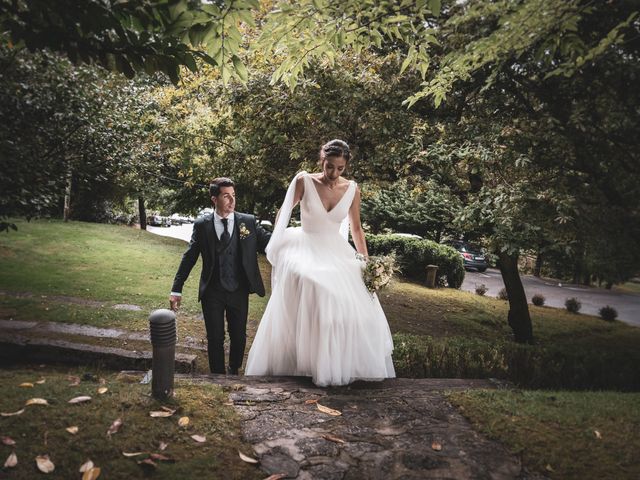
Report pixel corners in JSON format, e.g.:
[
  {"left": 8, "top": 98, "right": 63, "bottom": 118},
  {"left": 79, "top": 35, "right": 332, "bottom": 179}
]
[{"left": 149, "top": 308, "right": 176, "bottom": 400}]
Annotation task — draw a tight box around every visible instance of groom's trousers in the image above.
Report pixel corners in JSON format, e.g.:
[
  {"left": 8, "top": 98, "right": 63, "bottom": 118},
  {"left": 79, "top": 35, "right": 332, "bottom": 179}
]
[{"left": 201, "top": 284, "right": 249, "bottom": 374}]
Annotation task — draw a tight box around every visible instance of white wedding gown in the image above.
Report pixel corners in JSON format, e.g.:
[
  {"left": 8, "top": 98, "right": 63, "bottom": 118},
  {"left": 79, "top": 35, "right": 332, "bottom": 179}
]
[{"left": 245, "top": 172, "right": 395, "bottom": 386}]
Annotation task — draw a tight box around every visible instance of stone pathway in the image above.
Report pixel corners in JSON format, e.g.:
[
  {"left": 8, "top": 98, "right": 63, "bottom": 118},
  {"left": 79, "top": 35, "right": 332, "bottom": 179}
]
[{"left": 188, "top": 375, "right": 546, "bottom": 480}]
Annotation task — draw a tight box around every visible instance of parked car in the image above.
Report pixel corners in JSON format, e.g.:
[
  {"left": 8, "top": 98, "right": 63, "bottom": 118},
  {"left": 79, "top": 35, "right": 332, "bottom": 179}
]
[
  {"left": 147, "top": 215, "right": 170, "bottom": 227},
  {"left": 390, "top": 232, "right": 422, "bottom": 240},
  {"left": 447, "top": 241, "right": 488, "bottom": 272}
]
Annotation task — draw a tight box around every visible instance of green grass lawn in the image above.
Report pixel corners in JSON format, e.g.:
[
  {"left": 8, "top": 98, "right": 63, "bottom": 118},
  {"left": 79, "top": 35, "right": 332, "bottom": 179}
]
[
  {"left": 0, "top": 366, "right": 261, "bottom": 479},
  {"left": 449, "top": 389, "right": 640, "bottom": 480}
]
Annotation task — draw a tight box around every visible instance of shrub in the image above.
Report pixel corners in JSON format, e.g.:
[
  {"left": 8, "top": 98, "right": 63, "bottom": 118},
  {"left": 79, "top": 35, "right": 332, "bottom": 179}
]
[
  {"left": 599, "top": 305, "right": 618, "bottom": 322},
  {"left": 565, "top": 297, "right": 581, "bottom": 313},
  {"left": 475, "top": 284, "right": 488, "bottom": 296},
  {"left": 366, "top": 234, "right": 465, "bottom": 288},
  {"left": 531, "top": 294, "right": 545, "bottom": 306},
  {"left": 391, "top": 333, "right": 640, "bottom": 390},
  {"left": 497, "top": 287, "right": 509, "bottom": 300}
]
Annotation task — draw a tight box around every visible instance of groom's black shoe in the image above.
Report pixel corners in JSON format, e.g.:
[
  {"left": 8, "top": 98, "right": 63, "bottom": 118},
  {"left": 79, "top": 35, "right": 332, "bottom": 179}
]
[{"left": 227, "top": 366, "right": 239, "bottom": 375}]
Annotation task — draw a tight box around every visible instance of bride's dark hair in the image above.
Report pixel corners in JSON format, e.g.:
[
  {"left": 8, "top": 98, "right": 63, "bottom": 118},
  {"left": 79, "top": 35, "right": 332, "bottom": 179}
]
[{"left": 320, "top": 139, "right": 351, "bottom": 162}]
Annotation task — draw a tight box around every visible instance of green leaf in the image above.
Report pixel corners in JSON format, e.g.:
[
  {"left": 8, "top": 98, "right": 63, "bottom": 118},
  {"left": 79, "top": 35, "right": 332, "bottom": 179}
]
[{"left": 232, "top": 55, "right": 248, "bottom": 82}]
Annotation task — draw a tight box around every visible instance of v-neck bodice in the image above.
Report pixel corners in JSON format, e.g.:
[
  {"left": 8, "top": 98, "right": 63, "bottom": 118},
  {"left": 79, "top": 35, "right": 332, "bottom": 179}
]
[{"left": 301, "top": 173, "right": 356, "bottom": 234}]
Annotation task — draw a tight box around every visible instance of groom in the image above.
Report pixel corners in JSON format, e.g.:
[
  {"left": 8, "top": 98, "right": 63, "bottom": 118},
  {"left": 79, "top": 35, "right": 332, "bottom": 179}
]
[{"left": 169, "top": 177, "right": 271, "bottom": 374}]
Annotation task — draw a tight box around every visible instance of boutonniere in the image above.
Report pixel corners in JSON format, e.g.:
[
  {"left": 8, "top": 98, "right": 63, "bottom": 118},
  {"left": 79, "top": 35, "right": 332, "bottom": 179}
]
[{"left": 239, "top": 223, "right": 251, "bottom": 240}]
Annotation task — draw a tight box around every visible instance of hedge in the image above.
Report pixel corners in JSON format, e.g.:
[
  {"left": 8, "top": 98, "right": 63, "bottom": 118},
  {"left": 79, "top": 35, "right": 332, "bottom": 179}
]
[{"left": 366, "top": 234, "right": 465, "bottom": 288}]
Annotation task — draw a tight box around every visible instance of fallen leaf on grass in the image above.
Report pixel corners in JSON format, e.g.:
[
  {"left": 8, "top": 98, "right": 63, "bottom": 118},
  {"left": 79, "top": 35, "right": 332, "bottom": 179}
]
[
  {"left": 107, "top": 418, "right": 123, "bottom": 437},
  {"left": 36, "top": 378, "right": 46, "bottom": 384},
  {"left": 36, "top": 454, "right": 55, "bottom": 473},
  {"left": 66, "top": 426, "right": 79, "bottom": 435},
  {"left": 4, "top": 452, "right": 17, "bottom": 468},
  {"left": 149, "top": 453, "right": 175, "bottom": 463},
  {"left": 69, "top": 396, "right": 92, "bottom": 404},
  {"left": 137, "top": 458, "right": 157, "bottom": 469},
  {"left": 149, "top": 410, "right": 174, "bottom": 418},
  {"left": 1, "top": 436, "right": 16, "bottom": 446},
  {"left": 322, "top": 434, "right": 346, "bottom": 444},
  {"left": 1, "top": 408, "right": 25, "bottom": 417},
  {"left": 594, "top": 430, "right": 602, "bottom": 439},
  {"left": 68, "top": 376, "right": 81, "bottom": 386},
  {"left": 316, "top": 403, "right": 342, "bottom": 416},
  {"left": 79, "top": 459, "right": 94, "bottom": 472},
  {"left": 545, "top": 464, "right": 554, "bottom": 472},
  {"left": 178, "top": 416, "right": 189, "bottom": 427},
  {"left": 19, "top": 382, "right": 34, "bottom": 388},
  {"left": 431, "top": 441, "right": 442, "bottom": 451},
  {"left": 161, "top": 406, "right": 176, "bottom": 412},
  {"left": 97, "top": 387, "right": 108, "bottom": 395},
  {"left": 158, "top": 441, "right": 168, "bottom": 451},
  {"left": 82, "top": 467, "right": 101, "bottom": 480},
  {"left": 263, "top": 475, "right": 287, "bottom": 480},
  {"left": 25, "top": 398, "right": 49, "bottom": 406},
  {"left": 238, "top": 450, "right": 258, "bottom": 464},
  {"left": 191, "top": 435, "right": 206, "bottom": 443},
  {"left": 223, "top": 401, "right": 234, "bottom": 406},
  {"left": 304, "top": 399, "right": 318, "bottom": 405},
  {"left": 122, "top": 452, "right": 147, "bottom": 457}
]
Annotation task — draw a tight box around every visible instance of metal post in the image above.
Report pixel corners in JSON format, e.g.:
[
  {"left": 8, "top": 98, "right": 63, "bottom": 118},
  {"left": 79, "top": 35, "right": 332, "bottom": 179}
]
[
  {"left": 425, "top": 265, "right": 438, "bottom": 288},
  {"left": 149, "top": 309, "right": 176, "bottom": 399}
]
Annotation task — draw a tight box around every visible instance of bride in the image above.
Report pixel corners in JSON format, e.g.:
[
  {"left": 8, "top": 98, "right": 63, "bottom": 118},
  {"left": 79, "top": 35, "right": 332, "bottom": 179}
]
[{"left": 245, "top": 139, "right": 395, "bottom": 386}]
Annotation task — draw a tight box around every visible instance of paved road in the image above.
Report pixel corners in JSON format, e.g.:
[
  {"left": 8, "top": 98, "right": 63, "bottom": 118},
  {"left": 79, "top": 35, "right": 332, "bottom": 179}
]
[
  {"left": 463, "top": 268, "right": 639, "bottom": 327},
  {"left": 147, "top": 226, "right": 639, "bottom": 327}
]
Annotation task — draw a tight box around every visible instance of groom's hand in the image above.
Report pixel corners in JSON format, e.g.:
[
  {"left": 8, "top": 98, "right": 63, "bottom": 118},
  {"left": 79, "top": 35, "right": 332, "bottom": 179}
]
[{"left": 169, "top": 294, "right": 181, "bottom": 311}]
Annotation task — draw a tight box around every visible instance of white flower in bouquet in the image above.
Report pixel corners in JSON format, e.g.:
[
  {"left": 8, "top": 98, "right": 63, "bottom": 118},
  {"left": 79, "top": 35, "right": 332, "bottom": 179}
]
[{"left": 357, "top": 253, "right": 397, "bottom": 295}]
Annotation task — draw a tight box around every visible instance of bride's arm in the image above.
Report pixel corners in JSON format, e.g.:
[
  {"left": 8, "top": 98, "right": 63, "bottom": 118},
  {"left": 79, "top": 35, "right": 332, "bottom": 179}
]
[
  {"left": 274, "top": 175, "right": 304, "bottom": 224},
  {"left": 349, "top": 185, "right": 368, "bottom": 257}
]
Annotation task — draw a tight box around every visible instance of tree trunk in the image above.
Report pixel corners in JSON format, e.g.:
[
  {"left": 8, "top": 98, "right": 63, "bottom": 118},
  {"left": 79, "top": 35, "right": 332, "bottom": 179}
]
[
  {"left": 138, "top": 196, "right": 147, "bottom": 230},
  {"left": 498, "top": 252, "right": 534, "bottom": 344},
  {"left": 63, "top": 165, "right": 72, "bottom": 222},
  {"left": 533, "top": 251, "right": 543, "bottom": 277}
]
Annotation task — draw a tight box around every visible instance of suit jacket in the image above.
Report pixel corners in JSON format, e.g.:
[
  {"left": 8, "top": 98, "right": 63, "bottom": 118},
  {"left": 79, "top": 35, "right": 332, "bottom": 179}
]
[{"left": 171, "top": 212, "right": 271, "bottom": 300}]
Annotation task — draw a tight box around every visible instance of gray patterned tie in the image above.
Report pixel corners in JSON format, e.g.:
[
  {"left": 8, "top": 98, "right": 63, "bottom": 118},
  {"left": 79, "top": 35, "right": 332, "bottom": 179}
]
[{"left": 220, "top": 218, "right": 230, "bottom": 245}]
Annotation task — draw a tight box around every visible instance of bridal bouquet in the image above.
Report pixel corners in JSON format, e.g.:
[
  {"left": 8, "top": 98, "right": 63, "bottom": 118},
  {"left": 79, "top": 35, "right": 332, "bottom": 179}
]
[{"left": 357, "top": 253, "right": 397, "bottom": 295}]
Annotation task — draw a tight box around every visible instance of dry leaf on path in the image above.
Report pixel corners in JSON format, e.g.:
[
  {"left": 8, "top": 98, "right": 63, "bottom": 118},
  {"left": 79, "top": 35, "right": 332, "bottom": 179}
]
[
  {"left": 431, "top": 441, "right": 442, "bottom": 451},
  {"left": 322, "top": 434, "right": 346, "bottom": 444},
  {"left": 1, "top": 436, "right": 16, "bottom": 446},
  {"left": 158, "top": 441, "right": 168, "bottom": 451},
  {"left": 107, "top": 418, "right": 123, "bottom": 437},
  {"left": 263, "top": 474, "right": 287, "bottom": 480},
  {"left": 316, "top": 403, "right": 342, "bottom": 416},
  {"left": 1, "top": 408, "right": 25, "bottom": 417},
  {"left": 82, "top": 467, "right": 101, "bottom": 480},
  {"left": 25, "top": 398, "right": 49, "bottom": 406},
  {"left": 304, "top": 399, "right": 318, "bottom": 405},
  {"left": 178, "top": 416, "right": 189, "bottom": 427},
  {"left": 190, "top": 435, "right": 206, "bottom": 443},
  {"left": 68, "top": 376, "right": 81, "bottom": 386},
  {"left": 4, "top": 452, "right": 17, "bottom": 468},
  {"left": 122, "top": 452, "right": 146, "bottom": 457},
  {"left": 161, "top": 406, "right": 176, "bottom": 413},
  {"left": 238, "top": 450, "right": 258, "bottom": 464},
  {"left": 594, "top": 430, "right": 602, "bottom": 439},
  {"left": 69, "top": 396, "right": 92, "bottom": 404},
  {"left": 66, "top": 426, "right": 79, "bottom": 435},
  {"left": 19, "top": 382, "right": 34, "bottom": 388},
  {"left": 79, "top": 459, "right": 94, "bottom": 472},
  {"left": 97, "top": 387, "right": 108, "bottom": 395},
  {"left": 36, "top": 454, "right": 55, "bottom": 473}
]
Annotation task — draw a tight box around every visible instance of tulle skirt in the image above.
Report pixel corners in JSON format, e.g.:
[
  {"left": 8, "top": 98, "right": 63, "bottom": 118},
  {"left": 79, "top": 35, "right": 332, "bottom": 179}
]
[{"left": 245, "top": 227, "right": 395, "bottom": 386}]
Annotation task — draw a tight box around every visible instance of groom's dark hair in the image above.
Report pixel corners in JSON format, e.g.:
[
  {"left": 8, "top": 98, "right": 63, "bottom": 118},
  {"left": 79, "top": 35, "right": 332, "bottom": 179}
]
[{"left": 210, "top": 177, "right": 235, "bottom": 197}]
